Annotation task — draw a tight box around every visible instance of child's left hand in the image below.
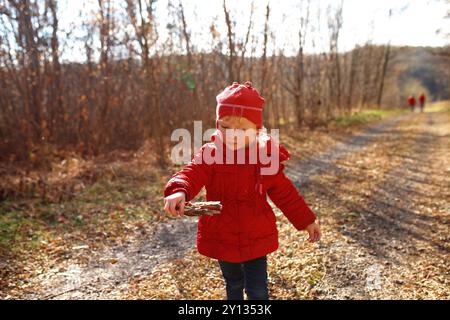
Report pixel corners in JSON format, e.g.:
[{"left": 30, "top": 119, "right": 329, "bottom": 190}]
[{"left": 305, "top": 222, "right": 321, "bottom": 243}]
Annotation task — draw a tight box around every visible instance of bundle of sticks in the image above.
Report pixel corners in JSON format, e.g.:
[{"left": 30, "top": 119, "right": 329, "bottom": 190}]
[{"left": 181, "top": 201, "right": 222, "bottom": 217}]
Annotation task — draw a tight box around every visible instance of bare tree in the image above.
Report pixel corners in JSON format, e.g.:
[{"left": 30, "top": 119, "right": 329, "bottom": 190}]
[
  {"left": 281, "top": 0, "right": 310, "bottom": 126},
  {"left": 223, "top": 0, "right": 235, "bottom": 82}
]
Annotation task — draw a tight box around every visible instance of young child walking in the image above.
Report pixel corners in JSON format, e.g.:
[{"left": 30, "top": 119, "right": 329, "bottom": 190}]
[{"left": 163, "top": 81, "right": 321, "bottom": 300}]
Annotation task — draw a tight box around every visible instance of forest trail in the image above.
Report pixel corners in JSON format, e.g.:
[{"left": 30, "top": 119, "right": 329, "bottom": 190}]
[
  {"left": 286, "top": 109, "right": 449, "bottom": 299},
  {"left": 12, "top": 107, "right": 450, "bottom": 299}
]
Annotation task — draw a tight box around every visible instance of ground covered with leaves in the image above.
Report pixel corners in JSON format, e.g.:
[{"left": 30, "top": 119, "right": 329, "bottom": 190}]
[{"left": 1, "top": 104, "right": 448, "bottom": 299}]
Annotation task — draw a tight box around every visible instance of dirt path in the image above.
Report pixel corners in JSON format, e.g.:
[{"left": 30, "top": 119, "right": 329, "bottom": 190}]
[
  {"left": 17, "top": 109, "right": 449, "bottom": 299},
  {"left": 300, "top": 110, "right": 450, "bottom": 299}
]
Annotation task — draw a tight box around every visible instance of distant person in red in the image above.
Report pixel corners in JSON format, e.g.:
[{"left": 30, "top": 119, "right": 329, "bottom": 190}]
[
  {"left": 419, "top": 93, "right": 426, "bottom": 112},
  {"left": 408, "top": 95, "right": 416, "bottom": 112}
]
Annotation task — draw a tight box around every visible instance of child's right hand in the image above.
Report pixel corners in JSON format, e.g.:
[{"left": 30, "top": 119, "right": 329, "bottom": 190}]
[{"left": 163, "top": 191, "right": 186, "bottom": 216}]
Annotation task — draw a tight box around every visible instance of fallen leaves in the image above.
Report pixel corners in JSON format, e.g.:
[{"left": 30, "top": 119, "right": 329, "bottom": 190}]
[{"left": 1, "top": 109, "right": 449, "bottom": 300}]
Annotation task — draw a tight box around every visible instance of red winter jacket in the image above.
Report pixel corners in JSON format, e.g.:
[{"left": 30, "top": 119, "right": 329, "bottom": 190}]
[
  {"left": 163, "top": 132, "right": 317, "bottom": 263},
  {"left": 419, "top": 94, "right": 426, "bottom": 104}
]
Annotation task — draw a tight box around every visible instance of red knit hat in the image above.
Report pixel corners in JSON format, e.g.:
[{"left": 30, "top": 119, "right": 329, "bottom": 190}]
[{"left": 216, "top": 81, "right": 265, "bottom": 129}]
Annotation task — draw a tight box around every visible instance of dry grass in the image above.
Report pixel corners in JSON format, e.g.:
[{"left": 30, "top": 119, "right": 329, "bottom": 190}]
[{"left": 1, "top": 104, "right": 448, "bottom": 299}]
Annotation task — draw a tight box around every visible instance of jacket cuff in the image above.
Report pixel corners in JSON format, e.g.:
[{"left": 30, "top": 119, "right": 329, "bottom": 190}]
[
  {"left": 164, "top": 184, "right": 189, "bottom": 201},
  {"left": 290, "top": 207, "right": 317, "bottom": 231}
]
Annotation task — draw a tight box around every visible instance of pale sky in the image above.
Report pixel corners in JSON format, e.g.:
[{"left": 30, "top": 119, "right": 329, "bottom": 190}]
[{"left": 58, "top": 0, "right": 449, "bottom": 61}]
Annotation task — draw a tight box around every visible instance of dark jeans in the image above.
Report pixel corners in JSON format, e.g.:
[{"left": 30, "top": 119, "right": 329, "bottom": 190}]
[{"left": 218, "top": 256, "right": 269, "bottom": 300}]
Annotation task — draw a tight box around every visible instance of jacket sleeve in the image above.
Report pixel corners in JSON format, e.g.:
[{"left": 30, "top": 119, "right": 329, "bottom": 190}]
[
  {"left": 266, "top": 163, "right": 317, "bottom": 231},
  {"left": 163, "top": 145, "right": 212, "bottom": 201}
]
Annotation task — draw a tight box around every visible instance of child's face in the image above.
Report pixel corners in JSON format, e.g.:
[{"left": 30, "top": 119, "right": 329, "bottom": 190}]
[{"left": 217, "top": 116, "right": 259, "bottom": 150}]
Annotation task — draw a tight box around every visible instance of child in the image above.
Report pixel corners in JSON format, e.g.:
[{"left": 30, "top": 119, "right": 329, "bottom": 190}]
[
  {"left": 418, "top": 93, "right": 426, "bottom": 113},
  {"left": 163, "top": 81, "right": 321, "bottom": 300},
  {"left": 408, "top": 95, "right": 416, "bottom": 112}
]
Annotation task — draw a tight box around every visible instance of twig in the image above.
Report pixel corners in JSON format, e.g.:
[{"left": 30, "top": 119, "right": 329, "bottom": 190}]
[{"left": 182, "top": 201, "right": 222, "bottom": 217}]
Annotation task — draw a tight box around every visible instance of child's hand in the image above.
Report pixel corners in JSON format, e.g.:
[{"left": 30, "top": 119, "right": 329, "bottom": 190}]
[
  {"left": 164, "top": 192, "right": 186, "bottom": 216},
  {"left": 305, "top": 222, "right": 321, "bottom": 243}
]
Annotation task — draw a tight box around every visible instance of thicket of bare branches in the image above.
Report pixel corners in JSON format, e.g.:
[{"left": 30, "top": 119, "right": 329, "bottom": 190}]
[{"left": 0, "top": 0, "right": 444, "bottom": 167}]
